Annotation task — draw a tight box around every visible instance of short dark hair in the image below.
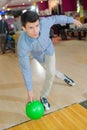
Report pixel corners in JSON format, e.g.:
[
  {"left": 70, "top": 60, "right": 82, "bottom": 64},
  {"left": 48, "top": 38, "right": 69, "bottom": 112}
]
[
  {"left": 1, "top": 14, "right": 5, "bottom": 17},
  {"left": 21, "top": 11, "right": 39, "bottom": 27},
  {"left": 14, "top": 14, "right": 19, "bottom": 18}
]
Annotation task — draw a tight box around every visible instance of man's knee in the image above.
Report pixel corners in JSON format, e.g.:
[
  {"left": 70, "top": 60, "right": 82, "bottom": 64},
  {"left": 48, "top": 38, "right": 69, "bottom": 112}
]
[{"left": 47, "top": 69, "right": 55, "bottom": 79}]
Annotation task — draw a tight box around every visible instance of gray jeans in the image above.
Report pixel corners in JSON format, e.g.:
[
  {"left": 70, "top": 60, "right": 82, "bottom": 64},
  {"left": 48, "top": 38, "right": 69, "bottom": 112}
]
[
  {"left": 0, "top": 34, "right": 6, "bottom": 52},
  {"left": 29, "top": 53, "right": 65, "bottom": 97}
]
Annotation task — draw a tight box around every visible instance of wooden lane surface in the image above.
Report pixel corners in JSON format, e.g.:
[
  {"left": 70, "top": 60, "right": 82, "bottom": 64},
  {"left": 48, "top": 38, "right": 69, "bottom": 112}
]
[{"left": 8, "top": 104, "right": 87, "bottom": 130}]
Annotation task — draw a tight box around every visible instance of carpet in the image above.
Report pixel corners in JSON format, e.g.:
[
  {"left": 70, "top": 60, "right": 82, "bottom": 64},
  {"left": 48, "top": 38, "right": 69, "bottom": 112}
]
[
  {"left": 0, "top": 40, "right": 87, "bottom": 130},
  {"left": 80, "top": 100, "right": 87, "bottom": 109}
]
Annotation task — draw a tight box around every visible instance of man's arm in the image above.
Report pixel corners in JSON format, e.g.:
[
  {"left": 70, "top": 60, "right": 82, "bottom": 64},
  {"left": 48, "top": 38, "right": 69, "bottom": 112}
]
[
  {"left": 41, "top": 15, "right": 82, "bottom": 29},
  {"left": 5, "top": 21, "right": 9, "bottom": 35},
  {"left": 73, "top": 19, "right": 83, "bottom": 28},
  {"left": 17, "top": 33, "right": 33, "bottom": 101},
  {"left": 18, "top": 53, "right": 33, "bottom": 101}
]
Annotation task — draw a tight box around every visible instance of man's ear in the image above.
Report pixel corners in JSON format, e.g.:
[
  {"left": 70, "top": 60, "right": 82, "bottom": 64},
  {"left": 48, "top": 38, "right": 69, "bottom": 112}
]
[{"left": 22, "top": 26, "right": 26, "bottom": 31}]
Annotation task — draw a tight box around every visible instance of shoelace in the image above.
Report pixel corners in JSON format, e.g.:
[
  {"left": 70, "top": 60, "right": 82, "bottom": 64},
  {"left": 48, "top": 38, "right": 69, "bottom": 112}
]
[{"left": 42, "top": 98, "right": 48, "bottom": 103}]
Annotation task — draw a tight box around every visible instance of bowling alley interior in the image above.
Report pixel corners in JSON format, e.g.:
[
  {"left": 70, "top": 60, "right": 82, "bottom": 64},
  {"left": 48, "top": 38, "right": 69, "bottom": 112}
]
[{"left": 0, "top": 0, "right": 87, "bottom": 130}]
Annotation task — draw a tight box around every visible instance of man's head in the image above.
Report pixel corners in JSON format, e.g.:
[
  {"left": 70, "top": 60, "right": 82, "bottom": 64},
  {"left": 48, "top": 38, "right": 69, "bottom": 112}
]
[
  {"left": 21, "top": 11, "right": 40, "bottom": 38},
  {"left": 14, "top": 14, "right": 19, "bottom": 22},
  {"left": 1, "top": 14, "right": 5, "bottom": 21}
]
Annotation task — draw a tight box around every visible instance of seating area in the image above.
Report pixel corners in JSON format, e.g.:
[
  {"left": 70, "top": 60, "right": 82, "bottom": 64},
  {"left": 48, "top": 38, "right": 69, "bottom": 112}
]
[{"left": 50, "top": 23, "right": 87, "bottom": 41}]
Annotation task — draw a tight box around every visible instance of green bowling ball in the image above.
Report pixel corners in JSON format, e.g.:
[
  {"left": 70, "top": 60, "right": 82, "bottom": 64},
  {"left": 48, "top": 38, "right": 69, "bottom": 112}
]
[{"left": 26, "top": 100, "right": 44, "bottom": 120}]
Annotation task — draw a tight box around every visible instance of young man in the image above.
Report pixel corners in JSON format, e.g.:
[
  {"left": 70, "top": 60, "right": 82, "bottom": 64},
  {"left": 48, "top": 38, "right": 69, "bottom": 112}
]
[
  {"left": 0, "top": 14, "right": 9, "bottom": 54},
  {"left": 13, "top": 14, "right": 22, "bottom": 32},
  {"left": 17, "top": 11, "right": 82, "bottom": 111}
]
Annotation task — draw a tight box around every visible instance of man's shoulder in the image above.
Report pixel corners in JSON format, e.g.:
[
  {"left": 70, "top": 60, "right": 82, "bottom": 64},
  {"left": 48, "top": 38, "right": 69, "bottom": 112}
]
[
  {"left": 20, "top": 31, "right": 25, "bottom": 37},
  {"left": 18, "top": 31, "right": 26, "bottom": 42},
  {"left": 40, "top": 15, "right": 54, "bottom": 23}
]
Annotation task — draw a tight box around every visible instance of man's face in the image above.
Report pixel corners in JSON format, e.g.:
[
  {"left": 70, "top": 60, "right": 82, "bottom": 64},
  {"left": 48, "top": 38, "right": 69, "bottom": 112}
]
[
  {"left": 14, "top": 17, "right": 19, "bottom": 22},
  {"left": 2, "top": 15, "right": 5, "bottom": 21},
  {"left": 23, "top": 19, "right": 40, "bottom": 39}
]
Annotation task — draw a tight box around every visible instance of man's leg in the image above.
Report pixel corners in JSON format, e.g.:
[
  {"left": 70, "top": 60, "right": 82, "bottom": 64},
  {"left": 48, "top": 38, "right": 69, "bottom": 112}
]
[
  {"left": 0, "top": 36, "right": 2, "bottom": 53},
  {"left": 55, "top": 70, "right": 75, "bottom": 86},
  {"left": 40, "top": 53, "right": 56, "bottom": 97},
  {"left": 40, "top": 53, "right": 56, "bottom": 111},
  {"left": 1, "top": 36, "right": 6, "bottom": 54}
]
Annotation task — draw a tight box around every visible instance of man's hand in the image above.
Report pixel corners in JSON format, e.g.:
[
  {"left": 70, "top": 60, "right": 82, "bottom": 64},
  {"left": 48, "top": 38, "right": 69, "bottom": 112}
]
[
  {"left": 27, "top": 90, "right": 33, "bottom": 102},
  {"left": 74, "top": 19, "right": 83, "bottom": 28}
]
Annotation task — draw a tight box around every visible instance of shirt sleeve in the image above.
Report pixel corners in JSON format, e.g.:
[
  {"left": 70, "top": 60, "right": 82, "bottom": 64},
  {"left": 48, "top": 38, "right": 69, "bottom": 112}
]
[
  {"left": 17, "top": 34, "right": 32, "bottom": 91},
  {"left": 40, "top": 15, "right": 74, "bottom": 28}
]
